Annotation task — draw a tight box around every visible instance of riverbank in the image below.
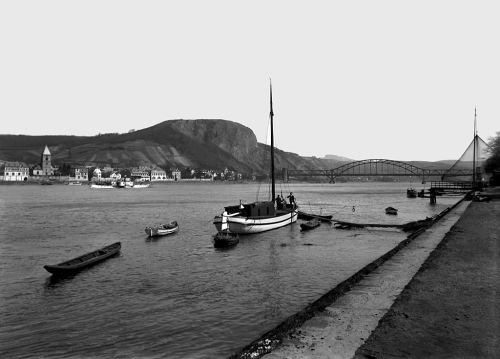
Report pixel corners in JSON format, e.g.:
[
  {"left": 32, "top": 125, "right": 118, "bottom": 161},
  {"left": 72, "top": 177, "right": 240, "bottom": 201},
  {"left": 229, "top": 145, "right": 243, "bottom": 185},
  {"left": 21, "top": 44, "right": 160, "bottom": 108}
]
[
  {"left": 230, "top": 189, "right": 499, "bottom": 358},
  {"left": 353, "top": 188, "right": 500, "bottom": 358}
]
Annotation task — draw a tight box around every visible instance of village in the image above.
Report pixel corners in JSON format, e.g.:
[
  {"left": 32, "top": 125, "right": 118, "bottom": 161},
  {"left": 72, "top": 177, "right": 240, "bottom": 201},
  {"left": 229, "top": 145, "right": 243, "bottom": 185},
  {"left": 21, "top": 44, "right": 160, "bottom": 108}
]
[{"left": 0, "top": 145, "right": 244, "bottom": 183}]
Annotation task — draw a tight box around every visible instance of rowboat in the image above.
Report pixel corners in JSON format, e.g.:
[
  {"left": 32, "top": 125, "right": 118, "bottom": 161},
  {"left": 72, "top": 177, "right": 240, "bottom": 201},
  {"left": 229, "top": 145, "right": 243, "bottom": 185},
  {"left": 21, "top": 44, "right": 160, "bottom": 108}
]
[
  {"left": 145, "top": 221, "right": 179, "bottom": 237},
  {"left": 297, "top": 211, "right": 333, "bottom": 222},
  {"left": 300, "top": 218, "right": 320, "bottom": 230},
  {"left": 385, "top": 206, "right": 398, "bottom": 215},
  {"left": 43, "top": 242, "right": 121, "bottom": 275},
  {"left": 407, "top": 188, "right": 417, "bottom": 198},
  {"left": 213, "top": 229, "right": 239, "bottom": 248}
]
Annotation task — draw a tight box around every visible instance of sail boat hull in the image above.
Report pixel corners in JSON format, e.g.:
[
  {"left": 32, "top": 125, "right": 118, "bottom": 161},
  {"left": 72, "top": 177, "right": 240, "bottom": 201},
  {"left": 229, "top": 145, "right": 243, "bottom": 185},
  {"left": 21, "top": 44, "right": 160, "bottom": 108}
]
[{"left": 213, "top": 209, "right": 298, "bottom": 234}]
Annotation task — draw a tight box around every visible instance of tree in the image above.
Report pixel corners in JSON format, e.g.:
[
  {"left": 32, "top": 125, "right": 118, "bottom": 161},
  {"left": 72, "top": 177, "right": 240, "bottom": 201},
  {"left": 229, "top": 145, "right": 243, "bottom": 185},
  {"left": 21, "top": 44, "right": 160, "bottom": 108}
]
[{"left": 484, "top": 131, "right": 500, "bottom": 173}]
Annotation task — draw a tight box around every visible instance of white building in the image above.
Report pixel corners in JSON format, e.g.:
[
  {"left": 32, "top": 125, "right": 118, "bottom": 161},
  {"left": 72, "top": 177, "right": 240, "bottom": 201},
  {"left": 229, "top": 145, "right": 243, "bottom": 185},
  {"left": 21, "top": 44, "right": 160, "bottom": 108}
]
[{"left": 1, "top": 162, "right": 29, "bottom": 181}]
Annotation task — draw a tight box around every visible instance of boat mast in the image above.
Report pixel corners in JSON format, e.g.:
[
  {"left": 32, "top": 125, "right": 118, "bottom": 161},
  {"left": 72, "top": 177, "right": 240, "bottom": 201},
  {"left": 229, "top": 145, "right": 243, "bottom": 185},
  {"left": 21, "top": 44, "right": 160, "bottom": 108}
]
[
  {"left": 270, "top": 79, "right": 275, "bottom": 201},
  {"left": 473, "top": 107, "right": 477, "bottom": 190}
]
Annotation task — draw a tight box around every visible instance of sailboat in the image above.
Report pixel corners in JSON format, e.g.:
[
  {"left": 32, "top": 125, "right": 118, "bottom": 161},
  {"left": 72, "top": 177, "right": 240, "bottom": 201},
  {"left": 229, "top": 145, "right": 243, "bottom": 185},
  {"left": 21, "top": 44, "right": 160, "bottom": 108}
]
[{"left": 213, "top": 81, "right": 299, "bottom": 234}]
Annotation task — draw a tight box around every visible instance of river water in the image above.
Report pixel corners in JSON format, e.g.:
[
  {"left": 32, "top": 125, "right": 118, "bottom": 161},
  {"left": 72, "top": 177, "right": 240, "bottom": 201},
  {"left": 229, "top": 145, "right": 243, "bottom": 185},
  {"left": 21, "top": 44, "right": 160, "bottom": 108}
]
[{"left": 0, "top": 181, "right": 460, "bottom": 358}]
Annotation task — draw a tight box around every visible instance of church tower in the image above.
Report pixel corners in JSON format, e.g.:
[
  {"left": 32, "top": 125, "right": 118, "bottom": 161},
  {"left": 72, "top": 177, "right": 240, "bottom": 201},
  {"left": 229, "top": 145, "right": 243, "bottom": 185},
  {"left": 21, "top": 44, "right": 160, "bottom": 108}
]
[{"left": 41, "top": 145, "right": 52, "bottom": 176}]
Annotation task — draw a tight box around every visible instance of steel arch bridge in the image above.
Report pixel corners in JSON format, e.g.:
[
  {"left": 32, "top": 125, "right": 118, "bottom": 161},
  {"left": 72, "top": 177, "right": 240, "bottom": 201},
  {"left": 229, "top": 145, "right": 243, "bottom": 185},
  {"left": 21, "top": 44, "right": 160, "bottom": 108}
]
[{"left": 285, "top": 159, "right": 473, "bottom": 183}]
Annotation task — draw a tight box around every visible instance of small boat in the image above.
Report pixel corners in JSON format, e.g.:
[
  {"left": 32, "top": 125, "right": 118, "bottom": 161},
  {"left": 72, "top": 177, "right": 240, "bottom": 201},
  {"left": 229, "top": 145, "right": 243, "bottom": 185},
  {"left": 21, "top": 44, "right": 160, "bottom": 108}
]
[
  {"left": 297, "top": 211, "right": 333, "bottom": 222},
  {"left": 213, "top": 212, "right": 239, "bottom": 247},
  {"left": 43, "top": 242, "right": 121, "bottom": 275},
  {"left": 213, "top": 229, "right": 239, "bottom": 248},
  {"left": 407, "top": 188, "right": 417, "bottom": 198},
  {"left": 300, "top": 218, "right": 320, "bottom": 230},
  {"left": 385, "top": 206, "right": 398, "bottom": 215},
  {"left": 89, "top": 182, "right": 114, "bottom": 189},
  {"left": 145, "top": 221, "right": 179, "bottom": 237},
  {"left": 131, "top": 182, "right": 151, "bottom": 188},
  {"left": 116, "top": 181, "right": 126, "bottom": 189},
  {"left": 67, "top": 181, "right": 82, "bottom": 186}
]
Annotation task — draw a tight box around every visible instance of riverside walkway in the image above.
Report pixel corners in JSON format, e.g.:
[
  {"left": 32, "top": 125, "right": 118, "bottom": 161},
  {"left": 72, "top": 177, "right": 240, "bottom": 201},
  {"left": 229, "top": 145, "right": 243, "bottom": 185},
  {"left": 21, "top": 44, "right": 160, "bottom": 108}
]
[{"left": 232, "top": 189, "right": 500, "bottom": 359}]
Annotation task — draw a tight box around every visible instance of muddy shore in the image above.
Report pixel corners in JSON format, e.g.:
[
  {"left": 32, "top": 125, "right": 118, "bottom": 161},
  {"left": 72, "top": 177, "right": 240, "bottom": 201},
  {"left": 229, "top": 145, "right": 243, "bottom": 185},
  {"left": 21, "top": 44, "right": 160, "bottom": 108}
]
[
  {"left": 229, "top": 188, "right": 499, "bottom": 358},
  {"left": 354, "top": 190, "right": 500, "bottom": 358}
]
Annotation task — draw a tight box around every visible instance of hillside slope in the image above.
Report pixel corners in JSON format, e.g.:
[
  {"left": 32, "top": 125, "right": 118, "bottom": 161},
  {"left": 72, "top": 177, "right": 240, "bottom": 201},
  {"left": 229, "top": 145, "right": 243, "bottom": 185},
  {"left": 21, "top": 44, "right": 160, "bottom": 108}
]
[{"left": 0, "top": 119, "right": 341, "bottom": 174}]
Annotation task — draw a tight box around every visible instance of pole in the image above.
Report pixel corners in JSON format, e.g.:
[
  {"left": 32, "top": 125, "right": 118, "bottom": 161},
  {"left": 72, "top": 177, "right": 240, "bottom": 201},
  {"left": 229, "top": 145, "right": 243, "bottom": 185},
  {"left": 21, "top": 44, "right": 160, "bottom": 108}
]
[
  {"left": 473, "top": 107, "right": 477, "bottom": 190},
  {"left": 270, "top": 79, "right": 275, "bottom": 201}
]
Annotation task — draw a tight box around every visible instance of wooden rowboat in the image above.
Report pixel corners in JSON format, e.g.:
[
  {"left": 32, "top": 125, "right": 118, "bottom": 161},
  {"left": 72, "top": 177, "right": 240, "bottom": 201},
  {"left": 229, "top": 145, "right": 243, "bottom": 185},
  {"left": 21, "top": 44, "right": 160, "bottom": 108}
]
[
  {"left": 43, "top": 242, "right": 121, "bottom": 275},
  {"left": 300, "top": 218, "right": 320, "bottom": 230},
  {"left": 385, "top": 206, "right": 398, "bottom": 215},
  {"left": 297, "top": 211, "right": 333, "bottom": 222},
  {"left": 145, "top": 221, "right": 179, "bottom": 237},
  {"left": 213, "top": 229, "right": 239, "bottom": 248}
]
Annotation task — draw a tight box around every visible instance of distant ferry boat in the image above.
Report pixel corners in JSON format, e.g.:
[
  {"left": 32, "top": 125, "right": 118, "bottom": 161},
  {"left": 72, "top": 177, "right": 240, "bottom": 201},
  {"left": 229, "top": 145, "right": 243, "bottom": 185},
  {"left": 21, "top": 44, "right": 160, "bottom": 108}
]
[{"left": 89, "top": 182, "right": 114, "bottom": 189}]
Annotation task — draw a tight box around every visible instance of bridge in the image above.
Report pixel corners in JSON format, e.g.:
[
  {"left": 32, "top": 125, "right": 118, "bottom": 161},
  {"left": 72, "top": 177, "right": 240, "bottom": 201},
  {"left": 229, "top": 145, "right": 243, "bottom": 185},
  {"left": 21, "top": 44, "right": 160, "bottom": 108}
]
[{"left": 283, "top": 159, "right": 474, "bottom": 183}]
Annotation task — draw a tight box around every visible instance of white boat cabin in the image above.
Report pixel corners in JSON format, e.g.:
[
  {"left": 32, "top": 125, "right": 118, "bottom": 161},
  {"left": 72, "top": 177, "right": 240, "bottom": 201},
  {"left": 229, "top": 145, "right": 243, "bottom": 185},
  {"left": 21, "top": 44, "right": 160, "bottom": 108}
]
[{"left": 224, "top": 201, "right": 276, "bottom": 218}]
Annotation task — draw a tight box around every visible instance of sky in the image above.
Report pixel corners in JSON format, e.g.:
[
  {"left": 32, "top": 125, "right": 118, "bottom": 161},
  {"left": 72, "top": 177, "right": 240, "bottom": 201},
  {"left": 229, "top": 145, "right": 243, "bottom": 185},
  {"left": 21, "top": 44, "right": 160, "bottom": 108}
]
[{"left": 1, "top": 1, "right": 499, "bottom": 162}]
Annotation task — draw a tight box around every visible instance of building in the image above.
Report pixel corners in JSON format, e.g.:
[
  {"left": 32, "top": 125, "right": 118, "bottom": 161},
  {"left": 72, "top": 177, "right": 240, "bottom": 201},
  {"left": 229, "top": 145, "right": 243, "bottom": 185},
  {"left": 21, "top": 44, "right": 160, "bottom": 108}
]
[
  {"left": 150, "top": 167, "right": 167, "bottom": 181},
  {"left": 2, "top": 162, "right": 29, "bottom": 181},
  {"left": 131, "top": 168, "right": 150, "bottom": 181},
  {"left": 169, "top": 168, "right": 181, "bottom": 180},
  {"left": 41, "top": 145, "right": 54, "bottom": 176},
  {"left": 92, "top": 168, "right": 102, "bottom": 182},
  {"left": 69, "top": 166, "right": 88, "bottom": 181}
]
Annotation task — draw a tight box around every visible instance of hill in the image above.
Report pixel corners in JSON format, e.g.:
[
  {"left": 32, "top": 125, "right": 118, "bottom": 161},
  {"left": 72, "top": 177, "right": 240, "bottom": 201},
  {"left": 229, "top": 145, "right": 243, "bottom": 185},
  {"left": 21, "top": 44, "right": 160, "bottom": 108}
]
[
  {"left": 0, "top": 119, "right": 341, "bottom": 175},
  {"left": 0, "top": 119, "right": 456, "bottom": 177}
]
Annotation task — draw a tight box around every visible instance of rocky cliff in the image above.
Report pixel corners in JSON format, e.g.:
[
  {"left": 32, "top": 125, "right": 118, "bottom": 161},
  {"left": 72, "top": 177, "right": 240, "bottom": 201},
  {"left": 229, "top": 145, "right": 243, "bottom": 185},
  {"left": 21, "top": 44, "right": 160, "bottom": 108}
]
[{"left": 0, "top": 119, "right": 342, "bottom": 175}]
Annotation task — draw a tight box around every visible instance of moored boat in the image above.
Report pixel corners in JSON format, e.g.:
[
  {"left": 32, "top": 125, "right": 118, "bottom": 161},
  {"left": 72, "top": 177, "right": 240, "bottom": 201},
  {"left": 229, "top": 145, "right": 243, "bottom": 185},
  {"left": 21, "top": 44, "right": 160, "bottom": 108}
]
[
  {"left": 300, "top": 218, "right": 320, "bottom": 230},
  {"left": 89, "top": 182, "right": 114, "bottom": 189},
  {"left": 131, "top": 182, "right": 151, "bottom": 188},
  {"left": 213, "top": 81, "right": 298, "bottom": 234},
  {"left": 43, "top": 242, "right": 121, "bottom": 275},
  {"left": 385, "top": 206, "right": 398, "bottom": 215},
  {"left": 213, "top": 212, "right": 239, "bottom": 247},
  {"left": 297, "top": 211, "right": 333, "bottom": 222},
  {"left": 145, "top": 221, "right": 179, "bottom": 237},
  {"left": 213, "top": 229, "right": 239, "bottom": 248},
  {"left": 407, "top": 188, "right": 417, "bottom": 198},
  {"left": 67, "top": 181, "right": 82, "bottom": 185}
]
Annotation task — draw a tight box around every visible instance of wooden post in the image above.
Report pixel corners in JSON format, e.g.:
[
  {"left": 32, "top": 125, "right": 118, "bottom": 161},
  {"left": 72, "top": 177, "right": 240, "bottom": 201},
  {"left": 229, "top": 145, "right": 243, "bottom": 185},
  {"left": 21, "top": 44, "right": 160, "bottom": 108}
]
[{"left": 430, "top": 188, "right": 437, "bottom": 204}]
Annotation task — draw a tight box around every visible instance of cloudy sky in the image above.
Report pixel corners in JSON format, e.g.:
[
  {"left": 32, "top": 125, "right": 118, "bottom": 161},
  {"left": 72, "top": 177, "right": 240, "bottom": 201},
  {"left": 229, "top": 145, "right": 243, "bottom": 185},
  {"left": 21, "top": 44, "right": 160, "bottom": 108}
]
[{"left": 1, "top": 1, "right": 498, "bottom": 161}]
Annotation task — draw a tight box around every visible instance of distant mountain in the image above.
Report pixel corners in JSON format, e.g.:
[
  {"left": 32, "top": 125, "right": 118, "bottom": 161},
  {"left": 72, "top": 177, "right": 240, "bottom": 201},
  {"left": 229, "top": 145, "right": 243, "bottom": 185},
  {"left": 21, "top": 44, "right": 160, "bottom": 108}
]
[
  {"left": 0, "top": 119, "right": 341, "bottom": 175},
  {"left": 0, "top": 119, "right": 458, "bottom": 177},
  {"left": 323, "top": 154, "right": 355, "bottom": 162}
]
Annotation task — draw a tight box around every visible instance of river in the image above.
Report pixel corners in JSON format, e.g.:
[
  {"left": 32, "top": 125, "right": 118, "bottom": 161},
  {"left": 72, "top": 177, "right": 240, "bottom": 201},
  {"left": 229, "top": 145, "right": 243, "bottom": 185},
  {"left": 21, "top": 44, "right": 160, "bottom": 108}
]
[{"left": 0, "top": 181, "right": 460, "bottom": 358}]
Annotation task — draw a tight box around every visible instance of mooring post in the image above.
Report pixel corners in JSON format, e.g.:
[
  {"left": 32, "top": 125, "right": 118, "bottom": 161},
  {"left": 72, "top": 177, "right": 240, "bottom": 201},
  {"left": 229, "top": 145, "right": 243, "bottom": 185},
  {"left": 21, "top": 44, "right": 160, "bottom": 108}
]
[{"left": 430, "top": 188, "right": 437, "bottom": 204}]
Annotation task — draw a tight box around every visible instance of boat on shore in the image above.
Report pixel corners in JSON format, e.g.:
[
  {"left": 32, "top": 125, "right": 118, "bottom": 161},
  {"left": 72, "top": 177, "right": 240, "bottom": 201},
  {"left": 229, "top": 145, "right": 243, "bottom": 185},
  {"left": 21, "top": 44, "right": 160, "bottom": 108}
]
[
  {"left": 297, "top": 211, "right": 333, "bottom": 222},
  {"left": 43, "top": 242, "right": 121, "bottom": 275},
  {"left": 145, "top": 221, "right": 179, "bottom": 237},
  {"left": 213, "top": 81, "right": 298, "bottom": 234}
]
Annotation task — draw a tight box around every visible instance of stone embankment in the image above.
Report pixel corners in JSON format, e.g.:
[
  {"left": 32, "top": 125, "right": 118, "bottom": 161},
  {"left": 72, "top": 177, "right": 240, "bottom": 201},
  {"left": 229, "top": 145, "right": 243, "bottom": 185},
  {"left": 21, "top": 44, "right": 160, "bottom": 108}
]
[{"left": 230, "top": 188, "right": 500, "bottom": 359}]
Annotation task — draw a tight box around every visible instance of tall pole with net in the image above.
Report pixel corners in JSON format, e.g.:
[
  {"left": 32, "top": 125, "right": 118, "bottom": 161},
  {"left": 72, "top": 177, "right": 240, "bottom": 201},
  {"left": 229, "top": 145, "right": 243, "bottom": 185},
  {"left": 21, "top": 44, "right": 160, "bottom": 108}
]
[{"left": 473, "top": 107, "right": 477, "bottom": 190}]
